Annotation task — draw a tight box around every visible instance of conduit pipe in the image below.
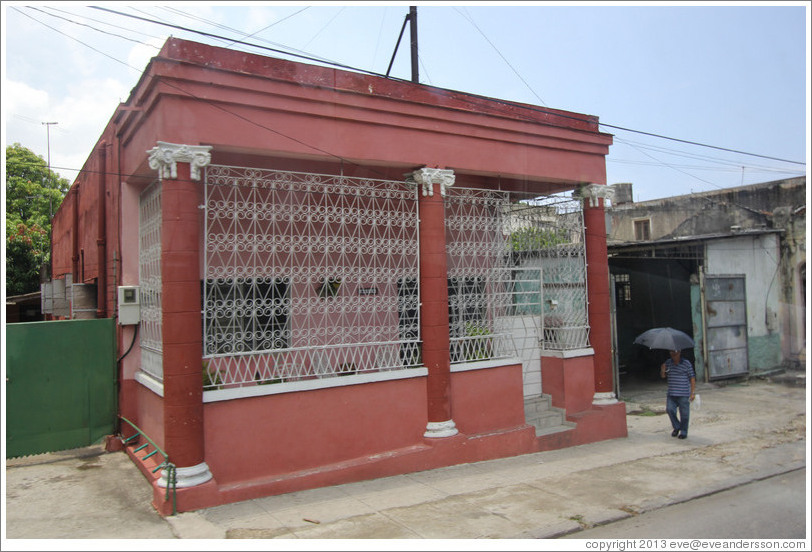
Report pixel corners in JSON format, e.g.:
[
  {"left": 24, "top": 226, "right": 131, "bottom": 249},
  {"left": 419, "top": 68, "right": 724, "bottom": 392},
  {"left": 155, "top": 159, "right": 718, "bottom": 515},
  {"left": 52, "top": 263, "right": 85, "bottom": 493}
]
[
  {"left": 71, "top": 185, "right": 80, "bottom": 280},
  {"left": 96, "top": 142, "right": 108, "bottom": 318}
]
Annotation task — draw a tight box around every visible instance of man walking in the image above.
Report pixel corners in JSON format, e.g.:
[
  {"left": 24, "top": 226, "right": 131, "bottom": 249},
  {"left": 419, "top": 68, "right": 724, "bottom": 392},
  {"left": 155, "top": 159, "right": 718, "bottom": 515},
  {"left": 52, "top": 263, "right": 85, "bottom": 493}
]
[{"left": 660, "top": 349, "right": 696, "bottom": 439}]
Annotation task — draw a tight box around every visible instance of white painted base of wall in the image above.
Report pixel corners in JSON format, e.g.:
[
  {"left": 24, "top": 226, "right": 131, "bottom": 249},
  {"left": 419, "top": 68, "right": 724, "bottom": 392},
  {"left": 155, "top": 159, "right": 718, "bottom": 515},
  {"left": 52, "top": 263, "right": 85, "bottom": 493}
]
[
  {"left": 592, "top": 391, "right": 618, "bottom": 405},
  {"left": 158, "top": 461, "right": 213, "bottom": 488},
  {"left": 424, "top": 419, "right": 459, "bottom": 438}
]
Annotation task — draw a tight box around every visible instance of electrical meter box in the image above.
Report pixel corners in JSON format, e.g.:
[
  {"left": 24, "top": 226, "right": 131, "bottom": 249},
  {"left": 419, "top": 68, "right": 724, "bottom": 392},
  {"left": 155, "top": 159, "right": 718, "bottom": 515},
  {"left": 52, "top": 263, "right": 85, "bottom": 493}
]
[{"left": 117, "top": 286, "right": 141, "bottom": 325}]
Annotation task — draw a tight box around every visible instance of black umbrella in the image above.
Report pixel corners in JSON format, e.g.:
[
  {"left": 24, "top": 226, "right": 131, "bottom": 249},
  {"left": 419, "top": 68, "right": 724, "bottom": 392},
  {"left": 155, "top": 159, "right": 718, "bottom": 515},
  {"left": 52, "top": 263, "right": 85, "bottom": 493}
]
[{"left": 633, "top": 327, "right": 695, "bottom": 351}]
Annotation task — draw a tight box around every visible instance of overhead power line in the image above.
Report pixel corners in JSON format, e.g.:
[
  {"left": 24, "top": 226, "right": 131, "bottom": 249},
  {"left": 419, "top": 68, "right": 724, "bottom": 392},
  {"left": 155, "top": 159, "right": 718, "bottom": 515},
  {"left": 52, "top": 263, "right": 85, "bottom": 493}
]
[
  {"left": 20, "top": 5, "right": 808, "bottom": 173},
  {"left": 93, "top": 5, "right": 804, "bottom": 167},
  {"left": 599, "top": 122, "right": 803, "bottom": 166},
  {"left": 13, "top": 6, "right": 145, "bottom": 71},
  {"left": 89, "top": 6, "right": 381, "bottom": 78},
  {"left": 450, "top": 8, "right": 801, "bottom": 166},
  {"left": 454, "top": 7, "right": 546, "bottom": 107}
]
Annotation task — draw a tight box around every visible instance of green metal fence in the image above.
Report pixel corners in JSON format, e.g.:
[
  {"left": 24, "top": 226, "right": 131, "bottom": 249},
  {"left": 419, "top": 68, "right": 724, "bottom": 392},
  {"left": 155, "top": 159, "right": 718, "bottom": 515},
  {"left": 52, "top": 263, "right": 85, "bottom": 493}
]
[{"left": 6, "top": 318, "right": 117, "bottom": 458}]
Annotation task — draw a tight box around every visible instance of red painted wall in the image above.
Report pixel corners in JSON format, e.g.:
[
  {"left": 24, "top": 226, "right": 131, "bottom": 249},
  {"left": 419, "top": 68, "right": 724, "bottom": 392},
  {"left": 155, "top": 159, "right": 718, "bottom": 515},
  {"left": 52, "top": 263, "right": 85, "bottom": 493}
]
[
  {"left": 540, "top": 354, "right": 596, "bottom": 415},
  {"left": 133, "top": 384, "right": 166, "bottom": 449},
  {"left": 50, "top": 188, "right": 75, "bottom": 278},
  {"left": 112, "top": 38, "right": 611, "bottom": 192},
  {"left": 51, "top": 132, "right": 120, "bottom": 319},
  {"left": 203, "top": 377, "right": 428, "bottom": 485},
  {"left": 450, "top": 364, "right": 527, "bottom": 434},
  {"left": 201, "top": 364, "right": 530, "bottom": 489}
]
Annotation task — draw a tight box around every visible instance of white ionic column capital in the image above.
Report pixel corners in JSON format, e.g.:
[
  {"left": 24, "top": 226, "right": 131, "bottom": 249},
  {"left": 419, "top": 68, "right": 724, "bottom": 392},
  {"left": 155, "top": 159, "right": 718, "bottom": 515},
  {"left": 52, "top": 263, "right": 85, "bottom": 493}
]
[
  {"left": 147, "top": 141, "right": 212, "bottom": 181},
  {"left": 577, "top": 183, "right": 615, "bottom": 208},
  {"left": 592, "top": 391, "right": 619, "bottom": 405},
  {"left": 408, "top": 168, "right": 456, "bottom": 197},
  {"left": 157, "top": 461, "right": 213, "bottom": 488},
  {"left": 424, "top": 419, "right": 459, "bottom": 438}
]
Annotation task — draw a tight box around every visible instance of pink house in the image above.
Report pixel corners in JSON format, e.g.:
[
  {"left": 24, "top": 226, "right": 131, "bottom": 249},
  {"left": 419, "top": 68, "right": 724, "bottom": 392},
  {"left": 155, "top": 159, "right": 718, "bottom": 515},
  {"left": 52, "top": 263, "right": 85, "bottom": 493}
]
[{"left": 49, "top": 37, "right": 626, "bottom": 514}]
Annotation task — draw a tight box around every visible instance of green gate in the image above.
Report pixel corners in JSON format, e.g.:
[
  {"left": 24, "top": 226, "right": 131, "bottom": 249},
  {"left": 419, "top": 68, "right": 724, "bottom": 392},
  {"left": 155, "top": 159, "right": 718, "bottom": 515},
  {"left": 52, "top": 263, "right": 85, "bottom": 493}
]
[{"left": 5, "top": 318, "right": 117, "bottom": 458}]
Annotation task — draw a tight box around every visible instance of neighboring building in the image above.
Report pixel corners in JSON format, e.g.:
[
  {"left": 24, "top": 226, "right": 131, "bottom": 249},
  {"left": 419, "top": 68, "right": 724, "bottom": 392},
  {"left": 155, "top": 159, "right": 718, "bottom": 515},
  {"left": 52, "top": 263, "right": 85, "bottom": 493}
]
[
  {"left": 607, "top": 178, "right": 806, "bottom": 383},
  {"left": 45, "top": 37, "right": 626, "bottom": 513},
  {"left": 5, "top": 291, "right": 44, "bottom": 323}
]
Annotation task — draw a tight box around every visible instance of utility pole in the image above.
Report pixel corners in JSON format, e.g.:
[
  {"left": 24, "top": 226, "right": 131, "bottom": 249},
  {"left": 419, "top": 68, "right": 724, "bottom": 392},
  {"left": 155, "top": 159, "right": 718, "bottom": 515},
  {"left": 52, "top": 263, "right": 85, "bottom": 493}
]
[
  {"left": 42, "top": 122, "right": 57, "bottom": 184},
  {"left": 41, "top": 121, "right": 57, "bottom": 216},
  {"left": 409, "top": 6, "right": 419, "bottom": 84},
  {"left": 386, "top": 6, "right": 419, "bottom": 84}
]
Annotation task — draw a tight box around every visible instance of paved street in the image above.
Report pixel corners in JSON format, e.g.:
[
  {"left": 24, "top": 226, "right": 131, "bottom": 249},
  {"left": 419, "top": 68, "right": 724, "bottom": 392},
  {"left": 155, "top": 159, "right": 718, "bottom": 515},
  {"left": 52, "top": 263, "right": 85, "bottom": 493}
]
[
  {"left": 3, "top": 378, "right": 807, "bottom": 545},
  {"left": 565, "top": 469, "right": 807, "bottom": 540}
]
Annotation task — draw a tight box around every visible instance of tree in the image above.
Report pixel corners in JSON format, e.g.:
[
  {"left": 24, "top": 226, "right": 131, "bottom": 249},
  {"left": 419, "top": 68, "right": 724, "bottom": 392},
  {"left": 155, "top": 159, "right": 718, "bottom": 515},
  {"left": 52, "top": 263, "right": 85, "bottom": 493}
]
[
  {"left": 509, "top": 226, "right": 570, "bottom": 252},
  {"left": 5, "top": 143, "right": 70, "bottom": 295}
]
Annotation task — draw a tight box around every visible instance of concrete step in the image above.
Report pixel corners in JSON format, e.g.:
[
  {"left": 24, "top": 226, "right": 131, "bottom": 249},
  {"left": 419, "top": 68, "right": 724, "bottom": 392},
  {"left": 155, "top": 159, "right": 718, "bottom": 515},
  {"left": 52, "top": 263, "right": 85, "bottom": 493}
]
[
  {"left": 525, "top": 409, "right": 565, "bottom": 427},
  {"left": 534, "top": 421, "right": 577, "bottom": 437},
  {"left": 523, "top": 394, "right": 553, "bottom": 415},
  {"left": 524, "top": 395, "right": 575, "bottom": 437}
]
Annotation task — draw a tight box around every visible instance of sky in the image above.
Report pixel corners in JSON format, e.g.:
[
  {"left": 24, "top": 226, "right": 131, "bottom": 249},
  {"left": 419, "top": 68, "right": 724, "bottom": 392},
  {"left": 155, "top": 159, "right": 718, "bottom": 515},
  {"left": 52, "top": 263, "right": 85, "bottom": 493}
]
[{"left": 1, "top": 1, "right": 809, "bottom": 203}]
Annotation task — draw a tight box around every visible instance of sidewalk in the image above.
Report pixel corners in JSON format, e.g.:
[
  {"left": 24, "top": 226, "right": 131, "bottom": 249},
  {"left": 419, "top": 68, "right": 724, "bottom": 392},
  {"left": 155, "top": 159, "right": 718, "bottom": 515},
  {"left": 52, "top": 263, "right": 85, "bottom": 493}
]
[{"left": 4, "top": 378, "right": 807, "bottom": 542}]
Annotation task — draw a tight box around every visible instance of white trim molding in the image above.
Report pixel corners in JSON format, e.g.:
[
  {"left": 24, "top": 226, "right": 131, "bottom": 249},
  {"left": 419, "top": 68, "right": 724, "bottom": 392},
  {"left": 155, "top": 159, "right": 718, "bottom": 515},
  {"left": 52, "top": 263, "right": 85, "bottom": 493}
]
[
  {"left": 203, "top": 367, "right": 429, "bottom": 403},
  {"left": 158, "top": 461, "right": 213, "bottom": 488},
  {"left": 424, "top": 419, "right": 459, "bottom": 438},
  {"left": 147, "top": 141, "right": 212, "bottom": 181},
  {"left": 592, "top": 391, "right": 619, "bottom": 405},
  {"left": 408, "top": 167, "right": 456, "bottom": 197},
  {"left": 540, "top": 348, "right": 595, "bottom": 359},
  {"left": 450, "top": 358, "right": 522, "bottom": 373},
  {"left": 134, "top": 370, "right": 164, "bottom": 397}
]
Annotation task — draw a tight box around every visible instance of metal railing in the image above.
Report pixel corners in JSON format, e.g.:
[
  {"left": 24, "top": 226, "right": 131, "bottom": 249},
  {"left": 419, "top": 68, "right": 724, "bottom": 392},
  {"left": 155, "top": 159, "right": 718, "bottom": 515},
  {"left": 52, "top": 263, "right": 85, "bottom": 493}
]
[{"left": 119, "top": 416, "right": 177, "bottom": 515}]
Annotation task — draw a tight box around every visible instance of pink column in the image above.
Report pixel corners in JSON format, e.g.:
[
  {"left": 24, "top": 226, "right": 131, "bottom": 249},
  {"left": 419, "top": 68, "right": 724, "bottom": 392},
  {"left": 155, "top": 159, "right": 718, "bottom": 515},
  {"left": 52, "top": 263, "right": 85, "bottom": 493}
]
[
  {"left": 412, "top": 168, "right": 458, "bottom": 438},
  {"left": 581, "top": 184, "right": 617, "bottom": 405},
  {"left": 148, "top": 142, "right": 214, "bottom": 487}
]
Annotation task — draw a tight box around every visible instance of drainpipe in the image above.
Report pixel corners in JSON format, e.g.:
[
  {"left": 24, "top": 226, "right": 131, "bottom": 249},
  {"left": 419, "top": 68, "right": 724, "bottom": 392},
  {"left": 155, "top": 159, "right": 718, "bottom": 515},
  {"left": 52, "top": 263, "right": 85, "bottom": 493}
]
[
  {"left": 71, "top": 185, "right": 80, "bottom": 280},
  {"left": 699, "top": 259, "right": 709, "bottom": 383},
  {"left": 96, "top": 142, "right": 108, "bottom": 318}
]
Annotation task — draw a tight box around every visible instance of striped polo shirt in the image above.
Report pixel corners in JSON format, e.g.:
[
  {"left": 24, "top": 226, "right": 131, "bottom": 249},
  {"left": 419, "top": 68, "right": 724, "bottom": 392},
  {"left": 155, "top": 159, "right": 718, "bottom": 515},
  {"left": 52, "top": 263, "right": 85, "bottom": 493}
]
[{"left": 665, "top": 358, "right": 696, "bottom": 397}]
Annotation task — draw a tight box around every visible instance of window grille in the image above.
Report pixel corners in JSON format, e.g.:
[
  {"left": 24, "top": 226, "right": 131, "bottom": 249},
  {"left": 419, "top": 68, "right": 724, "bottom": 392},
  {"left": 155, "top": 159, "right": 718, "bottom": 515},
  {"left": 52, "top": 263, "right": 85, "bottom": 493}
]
[
  {"left": 519, "top": 196, "right": 589, "bottom": 350},
  {"left": 445, "top": 187, "right": 589, "bottom": 357},
  {"left": 202, "top": 166, "right": 420, "bottom": 389},
  {"left": 448, "top": 276, "right": 489, "bottom": 362},
  {"left": 614, "top": 273, "right": 632, "bottom": 308},
  {"left": 204, "top": 277, "right": 290, "bottom": 354},
  {"left": 139, "top": 181, "right": 163, "bottom": 380}
]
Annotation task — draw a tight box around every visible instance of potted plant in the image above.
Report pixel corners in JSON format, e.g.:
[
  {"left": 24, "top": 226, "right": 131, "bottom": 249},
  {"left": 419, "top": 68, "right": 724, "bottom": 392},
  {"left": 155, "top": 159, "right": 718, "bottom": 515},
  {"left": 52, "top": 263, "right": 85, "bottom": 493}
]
[
  {"left": 463, "top": 322, "right": 493, "bottom": 361},
  {"left": 543, "top": 315, "right": 564, "bottom": 348}
]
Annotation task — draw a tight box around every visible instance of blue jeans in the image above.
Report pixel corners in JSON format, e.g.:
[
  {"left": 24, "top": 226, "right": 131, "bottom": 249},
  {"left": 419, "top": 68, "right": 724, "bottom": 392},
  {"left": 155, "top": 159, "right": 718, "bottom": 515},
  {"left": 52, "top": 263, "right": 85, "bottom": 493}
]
[{"left": 666, "top": 395, "right": 691, "bottom": 436}]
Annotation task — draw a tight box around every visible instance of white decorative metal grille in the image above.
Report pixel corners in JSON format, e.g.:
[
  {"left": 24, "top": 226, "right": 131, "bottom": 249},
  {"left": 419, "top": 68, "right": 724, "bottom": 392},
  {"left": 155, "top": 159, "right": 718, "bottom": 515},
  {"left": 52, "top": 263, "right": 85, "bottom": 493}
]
[
  {"left": 203, "top": 165, "right": 420, "bottom": 389},
  {"left": 139, "top": 181, "right": 163, "bottom": 380},
  {"left": 445, "top": 187, "right": 516, "bottom": 363},
  {"left": 445, "top": 187, "right": 589, "bottom": 366},
  {"left": 510, "top": 194, "right": 590, "bottom": 351}
]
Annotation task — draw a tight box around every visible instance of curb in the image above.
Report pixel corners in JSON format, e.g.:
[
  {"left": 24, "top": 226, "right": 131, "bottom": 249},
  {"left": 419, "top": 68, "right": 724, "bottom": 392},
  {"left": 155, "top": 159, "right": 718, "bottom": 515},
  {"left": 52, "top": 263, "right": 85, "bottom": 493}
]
[{"left": 548, "top": 463, "right": 806, "bottom": 540}]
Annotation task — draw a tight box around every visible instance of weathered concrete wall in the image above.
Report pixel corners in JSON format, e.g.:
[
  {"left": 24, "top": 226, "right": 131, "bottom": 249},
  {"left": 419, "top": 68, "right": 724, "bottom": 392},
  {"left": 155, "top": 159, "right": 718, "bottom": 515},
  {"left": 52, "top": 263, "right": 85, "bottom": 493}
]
[
  {"left": 706, "top": 234, "right": 783, "bottom": 373},
  {"left": 748, "top": 334, "right": 782, "bottom": 373},
  {"left": 773, "top": 204, "right": 806, "bottom": 365},
  {"left": 608, "top": 177, "right": 805, "bottom": 243}
]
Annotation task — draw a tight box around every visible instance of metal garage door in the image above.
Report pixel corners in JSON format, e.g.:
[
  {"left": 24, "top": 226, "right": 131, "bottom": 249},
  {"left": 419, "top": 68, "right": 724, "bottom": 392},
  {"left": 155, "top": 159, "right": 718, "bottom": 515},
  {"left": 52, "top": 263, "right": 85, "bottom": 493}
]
[{"left": 704, "top": 275, "right": 749, "bottom": 380}]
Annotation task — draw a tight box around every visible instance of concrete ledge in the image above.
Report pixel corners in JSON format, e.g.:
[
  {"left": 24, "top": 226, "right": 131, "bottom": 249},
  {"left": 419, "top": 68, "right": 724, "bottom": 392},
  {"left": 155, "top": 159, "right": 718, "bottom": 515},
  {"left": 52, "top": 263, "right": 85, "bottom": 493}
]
[{"left": 149, "top": 424, "right": 539, "bottom": 514}]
